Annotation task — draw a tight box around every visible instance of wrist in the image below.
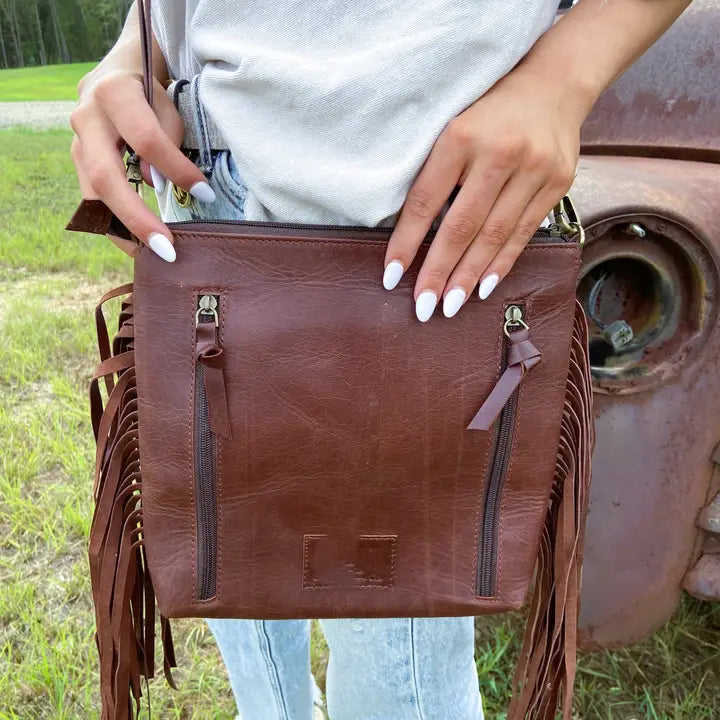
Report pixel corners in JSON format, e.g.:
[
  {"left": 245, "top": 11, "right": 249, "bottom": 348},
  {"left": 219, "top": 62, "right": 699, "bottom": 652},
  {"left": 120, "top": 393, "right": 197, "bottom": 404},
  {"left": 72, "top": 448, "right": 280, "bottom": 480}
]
[{"left": 509, "top": 51, "right": 604, "bottom": 126}]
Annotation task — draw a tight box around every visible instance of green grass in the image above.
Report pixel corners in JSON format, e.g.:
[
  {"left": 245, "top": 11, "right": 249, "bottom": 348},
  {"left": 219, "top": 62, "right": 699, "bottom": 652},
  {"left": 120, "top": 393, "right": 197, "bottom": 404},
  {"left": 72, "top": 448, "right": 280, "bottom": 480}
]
[
  {"left": 1, "top": 126, "right": 719, "bottom": 719},
  {"left": 0, "top": 127, "right": 233, "bottom": 719},
  {"left": 474, "top": 601, "right": 720, "bottom": 719},
  {"left": 0, "top": 128, "right": 129, "bottom": 281},
  {"left": 0, "top": 63, "right": 95, "bottom": 102}
]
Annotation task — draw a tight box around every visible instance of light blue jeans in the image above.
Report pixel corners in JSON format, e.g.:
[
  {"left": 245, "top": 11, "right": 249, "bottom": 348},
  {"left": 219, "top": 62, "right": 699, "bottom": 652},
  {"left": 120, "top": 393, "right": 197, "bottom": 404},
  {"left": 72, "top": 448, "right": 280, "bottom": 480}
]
[{"left": 157, "top": 126, "right": 484, "bottom": 720}]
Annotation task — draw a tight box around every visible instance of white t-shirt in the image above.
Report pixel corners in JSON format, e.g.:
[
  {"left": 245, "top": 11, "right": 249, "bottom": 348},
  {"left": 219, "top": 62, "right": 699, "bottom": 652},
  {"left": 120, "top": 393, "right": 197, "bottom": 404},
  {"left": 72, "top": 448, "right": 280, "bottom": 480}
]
[{"left": 152, "top": 1, "right": 558, "bottom": 224}]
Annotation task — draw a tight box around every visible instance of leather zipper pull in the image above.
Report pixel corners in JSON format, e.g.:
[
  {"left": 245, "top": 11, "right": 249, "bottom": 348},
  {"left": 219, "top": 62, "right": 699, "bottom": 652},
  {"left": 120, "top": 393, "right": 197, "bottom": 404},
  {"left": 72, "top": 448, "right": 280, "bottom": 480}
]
[
  {"left": 196, "top": 296, "right": 232, "bottom": 439},
  {"left": 467, "top": 306, "right": 541, "bottom": 431}
]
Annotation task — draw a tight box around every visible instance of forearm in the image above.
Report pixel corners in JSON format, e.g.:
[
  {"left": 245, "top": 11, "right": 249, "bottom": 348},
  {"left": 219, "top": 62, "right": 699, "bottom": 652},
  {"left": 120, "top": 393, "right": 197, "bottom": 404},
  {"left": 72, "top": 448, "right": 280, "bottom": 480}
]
[
  {"left": 514, "top": 0, "right": 692, "bottom": 121},
  {"left": 78, "top": 1, "right": 168, "bottom": 96}
]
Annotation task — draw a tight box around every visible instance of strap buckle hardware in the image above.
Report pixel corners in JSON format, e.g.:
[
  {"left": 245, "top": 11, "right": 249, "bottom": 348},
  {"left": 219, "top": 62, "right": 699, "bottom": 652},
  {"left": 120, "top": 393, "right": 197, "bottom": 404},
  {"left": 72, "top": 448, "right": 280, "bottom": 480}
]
[{"left": 553, "top": 195, "right": 585, "bottom": 245}]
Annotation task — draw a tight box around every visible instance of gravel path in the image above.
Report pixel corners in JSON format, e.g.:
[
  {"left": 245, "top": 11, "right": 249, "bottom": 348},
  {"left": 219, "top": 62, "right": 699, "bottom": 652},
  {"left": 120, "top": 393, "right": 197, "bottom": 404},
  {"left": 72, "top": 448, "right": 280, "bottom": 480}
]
[{"left": 0, "top": 101, "right": 75, "bottom": 130}]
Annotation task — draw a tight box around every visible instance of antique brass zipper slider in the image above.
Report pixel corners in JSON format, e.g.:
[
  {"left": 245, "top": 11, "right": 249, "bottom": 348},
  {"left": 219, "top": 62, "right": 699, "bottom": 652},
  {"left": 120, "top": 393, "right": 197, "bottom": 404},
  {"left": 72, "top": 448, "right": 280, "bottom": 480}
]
[
  {"left": 504, "top": 305, "right": 529, "bottom": 337},
  {"left": 196, "top": 295, "right": 219, "bottom": 326}
]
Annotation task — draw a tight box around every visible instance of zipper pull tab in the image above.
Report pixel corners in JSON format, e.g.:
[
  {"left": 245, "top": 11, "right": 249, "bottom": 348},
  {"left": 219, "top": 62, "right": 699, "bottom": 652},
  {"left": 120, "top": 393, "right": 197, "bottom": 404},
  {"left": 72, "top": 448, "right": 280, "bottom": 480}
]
[
  {"left": 195, "top": 295, "right": 232, "bottom": 439},
  {"left": 467, "top": 306, "right": 542, "bottom": 431}
]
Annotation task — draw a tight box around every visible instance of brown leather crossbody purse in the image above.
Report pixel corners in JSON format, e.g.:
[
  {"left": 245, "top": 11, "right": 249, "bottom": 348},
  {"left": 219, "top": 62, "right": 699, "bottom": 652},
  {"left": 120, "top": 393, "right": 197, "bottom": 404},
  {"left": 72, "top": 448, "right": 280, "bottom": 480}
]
[{"left": 67, "top": 2, "right": 594, "bottom": 718}]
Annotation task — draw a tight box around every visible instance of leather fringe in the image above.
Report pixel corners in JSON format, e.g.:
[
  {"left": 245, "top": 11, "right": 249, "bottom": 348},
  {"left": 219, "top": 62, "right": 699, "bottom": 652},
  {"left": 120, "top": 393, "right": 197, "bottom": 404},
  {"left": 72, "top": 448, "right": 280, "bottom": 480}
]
[
  {"left": 88, "top": 284, "right": 176, "bottom": 720},
  {"left": 86, "top": 286, "right": 592, "bottom": 719},
  {"left": 508, "top": 300, "right": 595, "bottom": 720}
]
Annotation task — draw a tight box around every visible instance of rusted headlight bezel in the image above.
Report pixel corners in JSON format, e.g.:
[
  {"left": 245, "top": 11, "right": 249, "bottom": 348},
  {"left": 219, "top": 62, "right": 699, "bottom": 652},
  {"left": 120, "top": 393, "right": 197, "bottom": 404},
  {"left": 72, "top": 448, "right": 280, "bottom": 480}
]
[{"left": 577, "top": 214, "right": 719, "bottom": 394}]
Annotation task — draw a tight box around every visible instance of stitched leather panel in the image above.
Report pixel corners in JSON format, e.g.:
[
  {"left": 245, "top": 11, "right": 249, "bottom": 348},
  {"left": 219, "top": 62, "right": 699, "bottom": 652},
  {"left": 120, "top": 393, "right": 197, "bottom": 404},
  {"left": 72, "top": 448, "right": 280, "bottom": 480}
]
[
  {"left": 133, "top": 226, "right": 581, "bottom": 618},
  {"left": 302, "top": 534, "right": 398, "bottom": 590}
]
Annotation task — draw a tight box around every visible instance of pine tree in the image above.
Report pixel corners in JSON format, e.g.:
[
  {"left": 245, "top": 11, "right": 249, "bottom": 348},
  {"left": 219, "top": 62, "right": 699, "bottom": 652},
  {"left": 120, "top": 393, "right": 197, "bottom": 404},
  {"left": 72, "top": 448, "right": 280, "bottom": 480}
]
[{"left": 0, "top": 0, "right": 136, "bottom": 69}]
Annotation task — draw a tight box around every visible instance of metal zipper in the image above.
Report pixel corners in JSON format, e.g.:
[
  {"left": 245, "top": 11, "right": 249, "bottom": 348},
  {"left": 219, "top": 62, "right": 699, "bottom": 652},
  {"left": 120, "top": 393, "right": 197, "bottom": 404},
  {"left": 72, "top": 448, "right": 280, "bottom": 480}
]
[
  {"left": 194, "top": 294, "right": 220, "bottom": 601},
  {"left": 477, "top": 304, "right": 526, "bottom": 597},
  {"left": 170, "top": 218, "right": 577, "bottom": 243}
]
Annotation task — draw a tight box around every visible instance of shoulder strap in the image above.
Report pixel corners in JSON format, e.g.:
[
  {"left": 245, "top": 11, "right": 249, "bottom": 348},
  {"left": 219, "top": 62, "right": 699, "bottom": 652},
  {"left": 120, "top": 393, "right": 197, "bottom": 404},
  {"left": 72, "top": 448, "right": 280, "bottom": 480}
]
[{"left": 138, "top": 0, "right": 154, "bottom": 107}]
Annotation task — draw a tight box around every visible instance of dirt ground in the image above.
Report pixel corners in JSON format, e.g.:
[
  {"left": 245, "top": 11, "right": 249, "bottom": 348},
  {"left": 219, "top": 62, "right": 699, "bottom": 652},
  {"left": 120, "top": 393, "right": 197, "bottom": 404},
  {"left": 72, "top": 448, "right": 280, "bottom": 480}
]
[{"left": 0, "top": 100, "right": 75, "bottom": 129}]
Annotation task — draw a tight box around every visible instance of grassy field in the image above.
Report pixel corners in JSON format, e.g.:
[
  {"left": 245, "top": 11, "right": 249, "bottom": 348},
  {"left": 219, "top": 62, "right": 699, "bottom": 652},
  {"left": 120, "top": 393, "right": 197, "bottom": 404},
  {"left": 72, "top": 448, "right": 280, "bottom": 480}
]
[
  {"left": 1, "top": 127, "right": 719, "bottom": 719},
  {"left": 0, "top": 63, "right": 95, "bottom": 102}
]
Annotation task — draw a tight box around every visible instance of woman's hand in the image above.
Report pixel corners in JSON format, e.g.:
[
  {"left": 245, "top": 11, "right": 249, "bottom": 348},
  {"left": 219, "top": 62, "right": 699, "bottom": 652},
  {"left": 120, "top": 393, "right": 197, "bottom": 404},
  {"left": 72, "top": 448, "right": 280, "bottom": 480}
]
[
  {"left": 70, "top": 69, "right": 214, "bottom": 261},
  {"left": 384, "top": 67, "right": 582, "bottom": 321},
  {"left": 385, "top": 0, "right": 691, "bottom": 322}
]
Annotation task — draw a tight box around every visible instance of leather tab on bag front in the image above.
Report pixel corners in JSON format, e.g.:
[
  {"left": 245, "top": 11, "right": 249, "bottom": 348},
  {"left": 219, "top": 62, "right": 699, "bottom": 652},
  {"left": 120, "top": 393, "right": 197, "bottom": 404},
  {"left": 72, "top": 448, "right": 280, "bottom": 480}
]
[{"left": 66, "top": 199, "right": 134, "bottom": 241}]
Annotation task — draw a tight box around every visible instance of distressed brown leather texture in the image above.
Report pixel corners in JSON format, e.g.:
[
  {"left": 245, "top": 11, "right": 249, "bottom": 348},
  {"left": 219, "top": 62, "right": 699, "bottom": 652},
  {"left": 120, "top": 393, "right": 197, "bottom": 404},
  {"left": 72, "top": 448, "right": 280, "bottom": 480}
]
[{"left": 132, "top": 224, "right": 582, "bottom": 619}]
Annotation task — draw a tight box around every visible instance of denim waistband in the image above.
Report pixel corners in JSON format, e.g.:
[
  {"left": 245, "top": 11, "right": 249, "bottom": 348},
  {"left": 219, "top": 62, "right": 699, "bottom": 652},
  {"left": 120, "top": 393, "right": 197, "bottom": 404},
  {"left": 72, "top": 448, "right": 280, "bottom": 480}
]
[{"left": 167, "top": 77, "right": 229, "bottom": 163}]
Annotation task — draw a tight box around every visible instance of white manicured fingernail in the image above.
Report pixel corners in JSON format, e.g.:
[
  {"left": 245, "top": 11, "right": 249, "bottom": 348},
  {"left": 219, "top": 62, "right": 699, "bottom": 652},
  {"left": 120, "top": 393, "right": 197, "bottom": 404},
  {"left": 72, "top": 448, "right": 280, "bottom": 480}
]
[
  {"left": 443, "top": 287, "right": 466, "bottom": 318},
  {"left": 189, "top": 181, "right": 216, "bottom": 203},
  {"left": 415, "top": 290, "right": 437, "bottom": 322},
  {"left": 383, "top": 261, "right": 404, "bottom": 290},
  {"left": 148, "top": 232, "right": 176, "bottom": 262},
  {"left": 149, "top": 165, "right": 166, "bottom": 194},
  {"left": 478, "top": 273, "right": 499, "bottom": 300}
]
